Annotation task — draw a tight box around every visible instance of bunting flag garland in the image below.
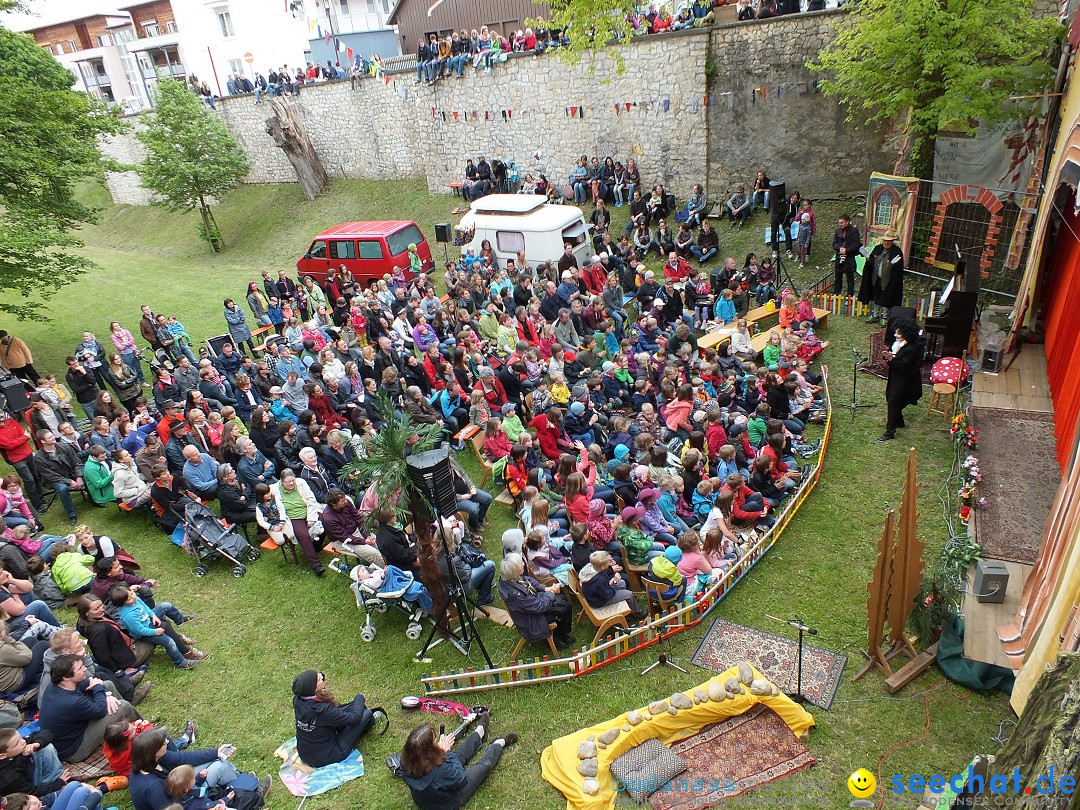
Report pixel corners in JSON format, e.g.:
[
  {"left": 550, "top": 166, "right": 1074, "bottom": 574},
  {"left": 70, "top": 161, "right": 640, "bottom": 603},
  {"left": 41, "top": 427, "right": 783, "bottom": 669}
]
[
  {"left": 453, "top": 111, "right": 458, "bottom": 120},
  {"left": 346, "top": 46, "right": 354, "bottom": 61},
  {"left": 625, "top": 102, "right": 631, "bottom": 111},
  {"left": 570, "top": 106, "right": 577, "bottom": 117},
  {"left": 338, "top": 41, "right": 347, "bottom": 52}
]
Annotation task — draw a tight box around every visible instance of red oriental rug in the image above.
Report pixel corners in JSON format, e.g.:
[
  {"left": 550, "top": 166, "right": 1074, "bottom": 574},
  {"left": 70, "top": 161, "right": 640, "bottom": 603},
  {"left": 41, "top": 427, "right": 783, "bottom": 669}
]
[
  {"left": 647, "top": 706, "right": 815, "bottom": 809},
  {"left": 691, "top": 619, "right": 847, "bottom": 709}
]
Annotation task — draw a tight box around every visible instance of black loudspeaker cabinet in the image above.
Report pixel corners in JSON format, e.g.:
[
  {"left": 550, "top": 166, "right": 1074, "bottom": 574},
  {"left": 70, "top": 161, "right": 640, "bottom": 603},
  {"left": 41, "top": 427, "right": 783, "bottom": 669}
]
[
  {"left": 434, "top": 223, "right": 452, "bottom": 244},
  {"left": 884, "top": 306, "right": 918, "bottom": 345},
  {"left": 406, "top": 447, "right": 458, "bottom": 518},
  {"left": 0, "top": 377, "right": 31, "bottom": 413},
  {"left": 769, "top": 181, "right": 787, "bottom": 217}
]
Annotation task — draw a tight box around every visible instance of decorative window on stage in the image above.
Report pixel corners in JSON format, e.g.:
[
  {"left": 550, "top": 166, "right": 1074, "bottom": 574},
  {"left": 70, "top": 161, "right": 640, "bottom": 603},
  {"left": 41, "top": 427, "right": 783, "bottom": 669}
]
[{"left": 873, "top": 187, "right": 900, "bottom": 227}]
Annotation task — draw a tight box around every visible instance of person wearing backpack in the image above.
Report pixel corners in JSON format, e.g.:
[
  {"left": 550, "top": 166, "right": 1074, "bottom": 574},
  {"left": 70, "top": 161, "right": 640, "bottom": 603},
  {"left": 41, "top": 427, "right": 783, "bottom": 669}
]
[{"left": 292, "top": 670, "right": 384, "bottom": 768}]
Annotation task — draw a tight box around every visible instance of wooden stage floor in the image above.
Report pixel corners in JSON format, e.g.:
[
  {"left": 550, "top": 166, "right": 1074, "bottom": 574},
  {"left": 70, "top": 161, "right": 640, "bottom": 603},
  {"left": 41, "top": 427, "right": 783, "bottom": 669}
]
[
  {"left": 971, "top": 343, "right": 1053, "bottom": 413},
  {"left": 961, "top": 560, "right": 1032, "bottom": 668}
]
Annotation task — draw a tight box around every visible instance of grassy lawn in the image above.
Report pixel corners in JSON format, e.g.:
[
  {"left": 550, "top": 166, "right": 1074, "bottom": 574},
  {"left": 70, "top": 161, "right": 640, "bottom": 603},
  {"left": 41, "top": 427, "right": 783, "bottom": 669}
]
[{"left": 0, "top": 179, "right": 1011, "bottom": 810}]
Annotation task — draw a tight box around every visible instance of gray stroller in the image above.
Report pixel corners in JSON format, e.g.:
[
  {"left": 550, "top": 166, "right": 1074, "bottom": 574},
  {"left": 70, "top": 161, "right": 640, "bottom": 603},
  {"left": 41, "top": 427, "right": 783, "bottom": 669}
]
[{"left": 180, "top": 501, "right": 260, "bottom": 578}]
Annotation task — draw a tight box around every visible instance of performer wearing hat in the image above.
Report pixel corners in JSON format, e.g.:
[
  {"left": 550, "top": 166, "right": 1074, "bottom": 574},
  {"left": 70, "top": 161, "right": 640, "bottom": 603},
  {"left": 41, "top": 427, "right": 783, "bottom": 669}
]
[
  {"left": 859, "top": 227, "right": 905, "bottom": 324},
  {"left": 292, "top": 669, "right": 381, "bottom": 768}
]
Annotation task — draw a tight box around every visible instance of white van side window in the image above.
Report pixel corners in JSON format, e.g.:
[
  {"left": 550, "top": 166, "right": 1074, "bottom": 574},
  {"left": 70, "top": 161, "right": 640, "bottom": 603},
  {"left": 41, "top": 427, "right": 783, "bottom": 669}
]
[
  {"left": 496, "top": 231, "right": 525, "bottom": 254},
  {"left": 561, "top": 224, "right": 587, "bottom": 248}
]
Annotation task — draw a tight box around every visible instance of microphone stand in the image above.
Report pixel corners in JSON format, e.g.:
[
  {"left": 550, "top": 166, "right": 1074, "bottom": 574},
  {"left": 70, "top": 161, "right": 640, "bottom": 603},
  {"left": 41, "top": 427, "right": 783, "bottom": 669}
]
[
  {"left": 766, "top": 614, "right": 816, "bottom": 704},
  {"left": 842, "top": 347, "right": 874, "bottom": 421}
]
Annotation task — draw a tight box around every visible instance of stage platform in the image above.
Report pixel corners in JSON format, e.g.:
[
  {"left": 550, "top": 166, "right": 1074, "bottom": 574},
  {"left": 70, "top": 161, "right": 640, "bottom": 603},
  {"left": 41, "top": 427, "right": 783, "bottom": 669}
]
[
  {"left": 961, "top": 560, "right": 1032, "bottom": 668},
  {"left": 971, "top": 343, "right": 1053, "bottom": 412}
]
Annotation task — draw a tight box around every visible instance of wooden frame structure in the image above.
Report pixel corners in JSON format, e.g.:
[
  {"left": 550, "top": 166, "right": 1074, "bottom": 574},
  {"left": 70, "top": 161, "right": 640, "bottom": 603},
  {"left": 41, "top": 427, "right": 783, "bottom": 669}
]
[
  {"left": 419, "top": 369, "right": 835, "bottom": 696},
  {"left": 854, "top": 448, "right": 925, "bottom": 684}
]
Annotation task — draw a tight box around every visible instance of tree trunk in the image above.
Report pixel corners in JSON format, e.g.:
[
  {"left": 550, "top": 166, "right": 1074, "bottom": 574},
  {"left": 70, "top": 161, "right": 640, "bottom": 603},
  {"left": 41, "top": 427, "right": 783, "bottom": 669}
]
[
  {"left": 985, "top": 653, "right": 1080, "bottom": 809},
  {"left": 410, "top": 492, "right": 449, "bottom": 627},
  {"left": 197, "top": 196, "right": 222, "bottom": 253},
  {"left": 265, "top": 98, "right": 329, "bottom": 201}
]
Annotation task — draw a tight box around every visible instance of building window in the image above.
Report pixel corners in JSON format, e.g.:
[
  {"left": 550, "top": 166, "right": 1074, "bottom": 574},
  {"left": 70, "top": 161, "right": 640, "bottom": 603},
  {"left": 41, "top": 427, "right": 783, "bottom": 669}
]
[
  {"left": 218, "top": 10, "right": 235, "bottom": 37},
  {"left": 143, "top": 22, "right": 161, "bottom": 36},
  {"left": 115, "top": 29, "right": 135, "bottom": 44},
  {"left": 97, "top": 34, "right": 112, "bottom": 47},
  {"left": 228, "top": 58, "right": 243, "bottom": 75},
  {"left": 69, "top": 40, "right": 78, "bottom": 52},
  {"left": 367, "top": 0, "right": 375, "bottom": 12},
  {"left": 339, "top": 0, "right": 350, "bottom": 13},
  {"left": 382, "top": 0, "right": 390, "bottom": 13},
  {"left": 51, "top": 43, "right": 63, "bottom": 54}
]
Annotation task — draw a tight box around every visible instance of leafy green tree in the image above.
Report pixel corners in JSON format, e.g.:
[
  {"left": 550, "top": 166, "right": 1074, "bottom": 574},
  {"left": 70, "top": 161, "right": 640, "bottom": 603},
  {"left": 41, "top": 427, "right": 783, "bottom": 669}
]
[
  {"left": 0, "top": 26, "right": 123, "bottom": 318},
  {"left": 539, "top": 0, "right": 631, "bottom": 65},
  {"left": 810, "top": 0, "right": 1061, "bottom": 177},
  {"left": 136, "top": 79, "right": 250, "bottom": 252},
  {"left": 340, "top": 395, "right": 449, "bottom": 620}
]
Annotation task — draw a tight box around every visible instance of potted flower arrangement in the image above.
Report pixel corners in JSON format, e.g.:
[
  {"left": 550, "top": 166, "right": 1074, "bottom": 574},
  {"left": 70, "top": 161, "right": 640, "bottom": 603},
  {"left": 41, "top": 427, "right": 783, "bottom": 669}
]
[{"left": 949, "top": 414, "right": 979, "bottom": 450}]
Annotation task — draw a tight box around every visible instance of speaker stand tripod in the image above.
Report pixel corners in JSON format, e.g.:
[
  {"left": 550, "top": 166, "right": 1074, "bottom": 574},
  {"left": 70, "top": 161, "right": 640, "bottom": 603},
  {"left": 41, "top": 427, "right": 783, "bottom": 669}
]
[{"left": 415, "top": 511, "right": 493, "bottom": 668}]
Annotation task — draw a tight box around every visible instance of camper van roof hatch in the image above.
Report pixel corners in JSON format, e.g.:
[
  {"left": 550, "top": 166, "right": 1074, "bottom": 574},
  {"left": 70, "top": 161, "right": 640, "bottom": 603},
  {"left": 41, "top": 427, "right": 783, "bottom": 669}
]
[{"left": 470, "top": 194, "right": 547, "bottom": 215}]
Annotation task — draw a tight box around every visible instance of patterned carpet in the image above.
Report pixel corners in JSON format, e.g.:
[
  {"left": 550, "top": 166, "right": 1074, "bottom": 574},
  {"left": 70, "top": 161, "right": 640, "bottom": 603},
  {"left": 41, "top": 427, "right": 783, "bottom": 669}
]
[
  {"left": 647, "top": 706, "right": 816, "bottom": 809},
  {"left": 970, "top": 407, "right": 1056, "bottom": 565},
  {"left": 691, "top": 619, "right": 847, "bottom": 710}
]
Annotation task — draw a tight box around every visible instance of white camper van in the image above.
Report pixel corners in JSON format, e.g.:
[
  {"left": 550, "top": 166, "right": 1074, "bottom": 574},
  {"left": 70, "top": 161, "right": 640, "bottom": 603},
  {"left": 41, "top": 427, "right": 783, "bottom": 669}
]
[{"left": 457, "top": 195, "right": 594, "bottom": 268}]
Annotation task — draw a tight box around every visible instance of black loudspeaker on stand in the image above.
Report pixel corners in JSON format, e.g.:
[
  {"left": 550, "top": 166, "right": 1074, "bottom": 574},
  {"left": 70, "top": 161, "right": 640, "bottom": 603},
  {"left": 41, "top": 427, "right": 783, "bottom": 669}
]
[
  {"left": 0, "top": 378, "right": 30, "bottom": 414},
  {"left": 434, "top": 222, "right": 453, "bottom": 268},
  {"left": 407, "top": 448, "right": 494, "bottom": 668},
  {"left": 768, "top": 181, "right": 787, "bottom": 216}
]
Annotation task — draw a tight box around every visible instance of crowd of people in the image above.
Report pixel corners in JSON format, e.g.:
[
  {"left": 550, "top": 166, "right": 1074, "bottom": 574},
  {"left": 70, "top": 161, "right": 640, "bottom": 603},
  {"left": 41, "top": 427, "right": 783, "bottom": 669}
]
[{"left": 0, "top": 151, "right": 842, "bottom": 806}]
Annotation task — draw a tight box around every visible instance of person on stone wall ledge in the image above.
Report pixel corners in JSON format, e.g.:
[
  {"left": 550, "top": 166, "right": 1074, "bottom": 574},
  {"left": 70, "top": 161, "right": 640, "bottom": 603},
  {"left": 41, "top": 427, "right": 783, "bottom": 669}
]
[{"left": 858, "top": 227, "right": 905, "bottom": 324}]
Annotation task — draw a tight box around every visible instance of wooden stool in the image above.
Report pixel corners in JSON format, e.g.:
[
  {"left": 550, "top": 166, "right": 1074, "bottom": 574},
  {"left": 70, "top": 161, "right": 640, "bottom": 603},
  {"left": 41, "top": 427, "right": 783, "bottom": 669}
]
[
  {"left": 508, "top": 622, "right": 559, "bottom": 662},
  {"left": 926, "top": 382, "right": 957, "bottom": 418}
]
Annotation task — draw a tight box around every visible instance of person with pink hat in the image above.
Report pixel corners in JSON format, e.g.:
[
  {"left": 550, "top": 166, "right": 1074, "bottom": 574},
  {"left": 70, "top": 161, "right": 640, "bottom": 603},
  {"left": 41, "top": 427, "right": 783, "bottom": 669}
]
[
  {"left": 637, "top": 488, "right": 678, "bottom": 546},
  {"left": 616, "top": 505, "right": 665, "bottom": 565}
]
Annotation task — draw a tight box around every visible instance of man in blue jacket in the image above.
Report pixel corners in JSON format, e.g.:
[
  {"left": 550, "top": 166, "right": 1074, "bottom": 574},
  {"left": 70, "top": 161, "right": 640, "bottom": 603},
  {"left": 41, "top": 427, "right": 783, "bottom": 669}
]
[{"left": 38, "top": 654, "right": 139, "bottom": 763}]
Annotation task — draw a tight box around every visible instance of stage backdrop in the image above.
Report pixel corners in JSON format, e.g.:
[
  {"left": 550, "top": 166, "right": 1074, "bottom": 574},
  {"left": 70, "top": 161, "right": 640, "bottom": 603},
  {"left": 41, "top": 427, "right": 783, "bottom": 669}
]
[
  {"left": 1042, "top": 204, "right": 1080, "bottom": 469},
  {"left": 864, "top": 172, "right": 919, "bottom": 257}
]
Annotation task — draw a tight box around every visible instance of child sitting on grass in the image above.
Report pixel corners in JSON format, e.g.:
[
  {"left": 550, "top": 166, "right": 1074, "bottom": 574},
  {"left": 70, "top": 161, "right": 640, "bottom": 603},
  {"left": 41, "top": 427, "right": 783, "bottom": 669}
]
[
  {"left": 702, "top": 527, "right": 738, "bottom": 570},
  {"left": 48, "top": 544, "right": 94, "bottom": 596},
  {"left": 104, "top": 718, "right": 195, "bottom": 781},
  {"left": 25, "top": 556, "right": 65, "bottom": 609}
]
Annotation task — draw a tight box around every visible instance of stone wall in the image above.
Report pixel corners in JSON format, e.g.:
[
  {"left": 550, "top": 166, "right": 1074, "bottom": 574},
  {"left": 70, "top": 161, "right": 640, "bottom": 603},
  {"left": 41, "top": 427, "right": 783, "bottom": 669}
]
[
  {"left": 706, "top": 12, "right": 894, "bottom": 196},
  {"left": 99, "top": 129, "right": 154, "bottom": 207},
  {"left": 102, "top": 9, "right": 896, "bottom": 205}
]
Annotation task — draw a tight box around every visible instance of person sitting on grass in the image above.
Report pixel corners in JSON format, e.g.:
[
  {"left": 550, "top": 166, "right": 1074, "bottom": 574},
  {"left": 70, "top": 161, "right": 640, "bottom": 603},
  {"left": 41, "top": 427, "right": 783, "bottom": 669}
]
[
  {"left": 103, "top": 716, "right": 196, "bottom": 783},
  {"left": 0, "top": 725, "right": 71, "bottom": 799},
  {"left": 110, "top": 585, "right": 208, "bottom": 671},
  {"left": 3, "top": 782, "right": 105, "bottom": 810},
  {"left": 37, "top": 653, "right": 140, "bottom": 764},
  {"left": 75, "top": 595, "right": 152, "bottom": 689},
  {"left": 400, "top": 707, "right": 517, "bottom": 810},
  {"left": 128, "top": 727, "right": 270, "bottom": 810},
  {"left": 291, "top": 669, "right": 380, "bottom": 768}
]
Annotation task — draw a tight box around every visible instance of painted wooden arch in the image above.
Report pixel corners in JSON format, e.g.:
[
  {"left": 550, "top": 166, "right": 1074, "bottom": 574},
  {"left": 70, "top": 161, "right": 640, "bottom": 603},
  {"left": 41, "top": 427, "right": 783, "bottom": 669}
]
[{"left": 925, "top": 184, "right": 1005, "bottom": 273}]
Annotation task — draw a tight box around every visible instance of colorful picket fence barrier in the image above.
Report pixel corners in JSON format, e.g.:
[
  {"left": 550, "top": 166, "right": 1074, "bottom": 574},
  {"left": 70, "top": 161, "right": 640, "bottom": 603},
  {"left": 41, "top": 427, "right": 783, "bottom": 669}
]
[
  {"left": 807, "top": 292, "right": 934, "bottom": 321},
  {"left": 419, "top": 369, "right": 835, "bottom": 697}
]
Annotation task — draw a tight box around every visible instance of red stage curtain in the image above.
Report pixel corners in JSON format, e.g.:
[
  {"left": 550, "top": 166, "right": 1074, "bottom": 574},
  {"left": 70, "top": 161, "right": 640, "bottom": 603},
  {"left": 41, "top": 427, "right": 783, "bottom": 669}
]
[{"left": 1043, "top": 206, "right": 1080, "bottom": 471}]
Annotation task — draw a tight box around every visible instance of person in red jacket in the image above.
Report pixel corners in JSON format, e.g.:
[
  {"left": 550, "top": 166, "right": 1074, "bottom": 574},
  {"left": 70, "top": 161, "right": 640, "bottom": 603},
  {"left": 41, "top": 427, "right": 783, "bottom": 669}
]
[
  {"left": 473, "top": 367, "right": 507, "bottom": 410},
  {"left": 721, "top": 472, "right": 773, "bottom": 526},
  {"left": 528, "top": 408, "right": 573, "bottom": 462},
  {"left": 306, "top": 383, "right": 345, "bottom": 430},
  {"left": 0, "top": 410, "right": 42, "bottom": 511},
  {"left": 662, "top": 252, "right": 691, "bottom": 284}
]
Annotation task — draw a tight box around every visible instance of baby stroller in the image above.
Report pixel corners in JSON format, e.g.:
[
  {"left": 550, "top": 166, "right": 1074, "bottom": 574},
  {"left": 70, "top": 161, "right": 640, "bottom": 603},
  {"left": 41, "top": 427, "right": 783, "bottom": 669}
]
[
  {"left": 348, "top": 564, "right": 431, "bottom": 643},
  {"left": 180, "top": 501, "right": 260, "bottom": 578}
]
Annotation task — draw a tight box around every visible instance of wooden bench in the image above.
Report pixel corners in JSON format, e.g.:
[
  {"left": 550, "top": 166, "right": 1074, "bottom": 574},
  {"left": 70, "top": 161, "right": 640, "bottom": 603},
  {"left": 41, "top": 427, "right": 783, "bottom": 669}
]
[
  {"left": 744, "top": 305, "right": 776, "bottom": 330},
  {"left": 749, "top": 308, "right": 831, "bottom": 357},
  {"left": 697, "top": 327, "right": 735, "bottom": 354},
  {"left": 448, "top": 182, "right": 464, "bottom": 197},
  {"left": 251, "top": 323, "right": 278, "bottom": 354}
]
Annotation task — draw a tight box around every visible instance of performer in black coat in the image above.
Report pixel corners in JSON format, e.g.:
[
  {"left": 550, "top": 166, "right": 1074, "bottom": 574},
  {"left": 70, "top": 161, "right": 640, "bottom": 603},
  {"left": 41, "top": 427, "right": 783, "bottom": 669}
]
[
  {"left": 859, "top": 227, "right": 905, "bottom": 323},
  {"left": 880, "top": 318, "right": 924, "bottom": 441}
]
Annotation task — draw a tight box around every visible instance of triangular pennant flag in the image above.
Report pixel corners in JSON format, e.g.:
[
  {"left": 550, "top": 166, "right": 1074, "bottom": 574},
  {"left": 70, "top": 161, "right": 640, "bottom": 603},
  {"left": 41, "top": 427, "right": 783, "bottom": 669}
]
[
  {"left": 614, "top": 103, "right": 620, "bottom": 115},
  {"left": 762, "top": 86, "right": 768, "bottom": 101},
  {"left": 431, "top": 107, "right": 436, "bottom": 118},
  {"left": 347, "top": 47, "right": 354, "bottom": 60},
  {"left": 570, "top": 106, "right": 577, "bottom": 117},
  {"left": 485, "top": 110, "right": 489, "bottom": 120},
  {"left": 663, "top": 99, "right": 670, "bottom": 112},
  {"left": 384, "top": 74, "right": 390, "bottom": 85},
  {"left": 625, "top": 102, "right": 631, "bottom": 111},
  {"left": 453, "top": 111, "right": 459, "bottom": 120},
  {"left": 441, "top": 111, "right": 447, "bottom": 122},
  {"left": 338, "top": 40, "right": 347, "bottom": 52},
  {"left": 692, "top": 98, "right": 699, "bottom": 113},
  {"left": 507, "top": 110, "right": 512, "bottom": 119}
]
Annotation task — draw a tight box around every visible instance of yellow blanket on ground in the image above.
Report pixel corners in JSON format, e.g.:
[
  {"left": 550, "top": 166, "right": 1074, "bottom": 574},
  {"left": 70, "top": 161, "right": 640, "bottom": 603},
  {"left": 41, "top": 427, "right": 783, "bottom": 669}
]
[{"left": 539, "top": 664, "right": 815, "bottom": 810}]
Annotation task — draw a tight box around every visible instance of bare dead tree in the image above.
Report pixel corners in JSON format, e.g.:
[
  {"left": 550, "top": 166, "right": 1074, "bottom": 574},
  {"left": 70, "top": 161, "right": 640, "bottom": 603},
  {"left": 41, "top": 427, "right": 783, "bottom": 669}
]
[{"left": 265, "top": 98, "right": 328, "bottom": 200}]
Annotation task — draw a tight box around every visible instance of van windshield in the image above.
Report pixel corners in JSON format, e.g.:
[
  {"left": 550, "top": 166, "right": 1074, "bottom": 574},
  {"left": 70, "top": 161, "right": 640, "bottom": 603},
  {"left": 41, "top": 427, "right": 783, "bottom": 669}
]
[{"left": 387, "top": 224, "right": 424, "bottom": 256}]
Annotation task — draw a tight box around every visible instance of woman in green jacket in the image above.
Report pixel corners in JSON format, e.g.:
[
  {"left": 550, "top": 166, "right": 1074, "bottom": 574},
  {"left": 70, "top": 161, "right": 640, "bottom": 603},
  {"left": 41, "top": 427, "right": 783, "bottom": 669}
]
[{"left": 83, "top": 445, "right": 115, "bottom": 506}]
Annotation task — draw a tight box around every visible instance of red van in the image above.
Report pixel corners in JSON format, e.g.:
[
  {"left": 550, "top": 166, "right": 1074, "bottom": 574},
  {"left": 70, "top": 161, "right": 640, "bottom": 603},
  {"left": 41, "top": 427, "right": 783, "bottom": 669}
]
[{"left": 295, "top": 221, "right": 433, "bottom": 286}]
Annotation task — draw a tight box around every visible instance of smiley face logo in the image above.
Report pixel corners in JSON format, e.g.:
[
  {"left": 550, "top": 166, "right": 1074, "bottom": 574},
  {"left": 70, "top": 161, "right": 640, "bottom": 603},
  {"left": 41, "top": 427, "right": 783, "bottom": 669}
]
[{"left": 848, "top": 768, "right": 877, "bottom": 799}]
